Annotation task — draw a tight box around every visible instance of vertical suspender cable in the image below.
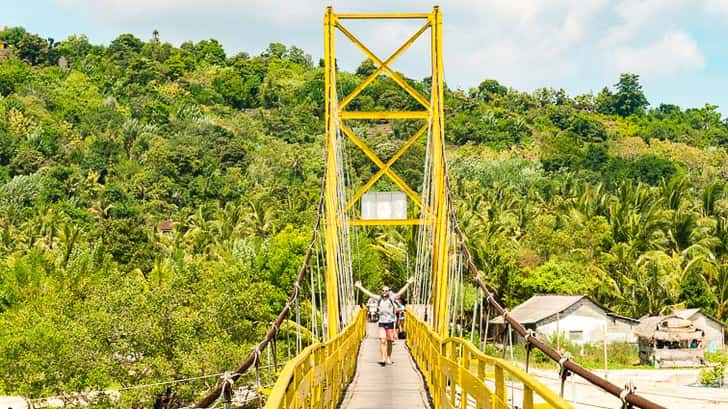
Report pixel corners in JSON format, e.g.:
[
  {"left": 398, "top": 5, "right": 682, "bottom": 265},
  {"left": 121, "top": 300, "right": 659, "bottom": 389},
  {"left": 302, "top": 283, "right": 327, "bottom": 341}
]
[
  {"left": 194, "top": 152, "right": 328, "bottom": 408},
  {"left": 470, "top": 283, "right": 479, "bottom": 344}
]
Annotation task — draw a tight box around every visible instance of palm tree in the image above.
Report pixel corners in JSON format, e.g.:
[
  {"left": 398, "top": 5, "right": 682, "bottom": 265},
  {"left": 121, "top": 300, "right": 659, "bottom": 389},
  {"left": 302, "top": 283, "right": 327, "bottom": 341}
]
[
  {"left": 57, "top": 223, "right": 82, "bottom": 270},
  {"left": 184, "top": 206, "right": 214, "bottom": 255},
  {"left": 38, "top": 207, "right": 63, "bottom": 250},
  {"left": 121, "top": 118, "right": 158, "bottom": 160},
  {"left": 244, "top": 196, "right": 278, "bottom": 237},
  {"left": 668, "top": 204, "right": 701, "bottom": 252},
  {"left": 715, "top": 264, "right": 728, "bottom": 320},
  {"left": 701, "top": 180, "right": 725, "bottom": 218}
]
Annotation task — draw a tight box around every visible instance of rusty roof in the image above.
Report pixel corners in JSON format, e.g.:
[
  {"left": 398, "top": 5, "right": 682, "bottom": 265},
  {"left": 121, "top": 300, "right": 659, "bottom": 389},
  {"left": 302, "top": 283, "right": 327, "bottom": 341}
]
[
  {"left": 159, "top": 219, "right": 175, "bottom": 231},
  {"left": 634, "top": 315, "right": 703, "bottom": 341}
]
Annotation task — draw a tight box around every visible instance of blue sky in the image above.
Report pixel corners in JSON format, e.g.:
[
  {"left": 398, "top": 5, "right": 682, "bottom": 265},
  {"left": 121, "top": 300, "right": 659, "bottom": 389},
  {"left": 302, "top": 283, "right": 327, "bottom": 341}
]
[{"left": 6, "top": 0, "right": 728, "bottom": 117}]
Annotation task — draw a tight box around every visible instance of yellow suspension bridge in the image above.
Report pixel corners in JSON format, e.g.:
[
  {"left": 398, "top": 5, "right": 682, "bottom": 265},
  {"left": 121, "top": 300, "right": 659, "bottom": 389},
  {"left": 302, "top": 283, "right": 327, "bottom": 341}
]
[{"left": 191, "top": 7, "right": 666, "bottom": 409}]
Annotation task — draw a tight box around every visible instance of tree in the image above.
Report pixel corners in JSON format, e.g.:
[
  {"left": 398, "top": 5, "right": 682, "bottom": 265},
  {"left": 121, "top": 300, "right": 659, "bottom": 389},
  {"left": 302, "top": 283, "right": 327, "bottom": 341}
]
[
  {"left": 583, "top": 143, "right": 609, "bottom": 171},
  {"left": 0, "top": 57, "right": 32, "bottom": 96},
  {"left": 108, "top": 33, "right": 144, "bottom": 58},
  {"left": 124, "top": 56, "right": 163, "bottom": 86},
  {"left": 574, "top": 93, "right": 595, "bottom": 112},
  {"left": 595, "top": 86, "right": 615, "bottom": 115},
  {"left": 514, "top": 261, "right": 593, "bottom": 301},
  {"left": 2, "top": 25, "right": 728, "bottom": 403},
  {"left": 0, "top": 26, "right": 28, "bottom": 46},
  {"left": 121, "top": 118, "right": 157, "bottom": 159},
  {"left": 16, "top": 32, "right": 56, "bottom": 65},
  {"left": 612, "top": 73, "right": 649, "bottom": 117},
  {"left": 194, "top": 39, "right": 226, "bottom": 65},
  {"left": 55, "top": 34, "right": 95, "bottom": 63},
  {"left": 475, "top": 79, "right": 507, "bottom": 102},
  {"left": 163, "top": 50, "right": 196, "bottom": 79},
  {"left": 627, "top": 155, "right": 678, "bottom": 185},
  {"left": 286, "top": 46, "right": 312, "bottom": 68},
  {"left": 356, "top": 59, "right": 377, "bottom": 77},
  {"left": 264, "top": 42, "right": 287, "bottom": 59}
]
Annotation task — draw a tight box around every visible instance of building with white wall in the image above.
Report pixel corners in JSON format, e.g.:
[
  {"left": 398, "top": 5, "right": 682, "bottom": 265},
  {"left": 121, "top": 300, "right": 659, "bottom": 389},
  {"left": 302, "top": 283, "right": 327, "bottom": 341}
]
[
  {"left": 672, "top": 308, "right": 725, "bottom": 352},
  {"left": 491, "top": 295, "right": 639, "bottom": 344}
]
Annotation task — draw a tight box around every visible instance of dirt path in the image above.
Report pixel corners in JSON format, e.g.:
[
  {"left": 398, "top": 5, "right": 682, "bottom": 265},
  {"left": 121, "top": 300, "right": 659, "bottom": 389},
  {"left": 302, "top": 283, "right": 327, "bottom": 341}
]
[{"left": 527, "top": 367, "right": 728, "bottom": 408}]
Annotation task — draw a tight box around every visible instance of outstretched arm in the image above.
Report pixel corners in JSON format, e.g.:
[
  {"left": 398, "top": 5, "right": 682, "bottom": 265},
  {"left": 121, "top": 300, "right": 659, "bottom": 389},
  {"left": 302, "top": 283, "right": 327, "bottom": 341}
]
[
  {"left": 394, "top": 277, "right": 415, "bottom": 298},
  {"left": 354, "top": 281, "right": 379, "bottom": 300}
]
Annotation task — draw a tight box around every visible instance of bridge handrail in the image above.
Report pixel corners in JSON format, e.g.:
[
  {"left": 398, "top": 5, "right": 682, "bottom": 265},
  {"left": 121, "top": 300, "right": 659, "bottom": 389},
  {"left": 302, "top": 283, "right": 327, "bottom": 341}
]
[
  {"left": 406, "top": 309, "right": 574, "bottom": 409},
  {"left": 264, "top": 308, "right": 366, "bottom": 409},
  {"left": 441, "top": 337, "right": 571, "bottom": 409}
]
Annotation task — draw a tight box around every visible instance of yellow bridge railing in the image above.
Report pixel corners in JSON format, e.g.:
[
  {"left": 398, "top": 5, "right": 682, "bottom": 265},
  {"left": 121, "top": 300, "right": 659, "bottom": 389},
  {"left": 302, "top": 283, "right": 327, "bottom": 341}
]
[
  {"left": 264, "top": 309, "right": 366, "bottom": 409},
  {"left": 406, "top": 309, "right": 573, "bottom": 409}
]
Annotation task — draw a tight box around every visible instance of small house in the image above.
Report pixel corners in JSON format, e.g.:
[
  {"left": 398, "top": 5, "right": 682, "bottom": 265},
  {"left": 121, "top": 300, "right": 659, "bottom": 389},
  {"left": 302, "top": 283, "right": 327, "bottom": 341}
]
[
  {"left": 0, "top": 396, "right": 29, "bottom": 409},
  {"left": 0, "top": 41, "right": 11, "bottom": 59},
  {"left": 159, "top": 219, "right": 175, "bottom": 235},
  {"left": 58, "top": 55, "right": 69, "bottom": 70},
  {"left": 491, "top": 295, "right": 639, "bottom": 344},
  {"left": 672, "top": 308, "right": 725, "bottom": 352},
  {"left": 634, "top": 315, "right": 705, "bottom": 367}
]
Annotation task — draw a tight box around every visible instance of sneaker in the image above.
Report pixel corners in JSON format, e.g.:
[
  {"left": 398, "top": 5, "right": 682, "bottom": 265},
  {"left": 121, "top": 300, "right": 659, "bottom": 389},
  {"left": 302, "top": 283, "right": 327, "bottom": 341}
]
[{"left": 378, "top": 361, "right": 386, "bottom": 367}]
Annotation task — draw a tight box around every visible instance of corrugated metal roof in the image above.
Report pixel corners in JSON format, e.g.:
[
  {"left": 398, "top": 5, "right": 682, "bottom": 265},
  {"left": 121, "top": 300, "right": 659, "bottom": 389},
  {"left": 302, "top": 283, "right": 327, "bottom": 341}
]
[
  {"left": 491, "top": 295, "right": 587, "bottom": 324},
  {"left": 672, "top": 308, "right": 726, "bottom": 328},
  {"left": 673, "top": 308, "right": 700, "bottom": 320}
]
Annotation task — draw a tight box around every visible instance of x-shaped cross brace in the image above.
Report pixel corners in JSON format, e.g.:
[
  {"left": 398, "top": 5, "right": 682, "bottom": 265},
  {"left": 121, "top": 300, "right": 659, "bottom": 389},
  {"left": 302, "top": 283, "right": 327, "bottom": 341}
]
[{"left": 335, "top": 20, "right": 433, "bottom": 214}]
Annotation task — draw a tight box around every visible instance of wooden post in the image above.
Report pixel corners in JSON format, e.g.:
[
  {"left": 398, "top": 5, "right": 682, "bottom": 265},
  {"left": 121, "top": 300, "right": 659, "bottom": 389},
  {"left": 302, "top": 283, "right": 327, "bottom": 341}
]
[
  {"left": 603, "top": 319, "right": 608, "bottom": 380},
  {"left": 556, "top": 311, "right": 561, "bottom": 352}
]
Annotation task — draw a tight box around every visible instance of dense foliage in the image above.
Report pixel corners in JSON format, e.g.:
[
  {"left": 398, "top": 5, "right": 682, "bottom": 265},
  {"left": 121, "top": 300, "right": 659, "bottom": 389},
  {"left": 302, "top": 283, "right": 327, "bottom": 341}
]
[{"left": 1, "top": 26, "right": 728, "bottom": 405}]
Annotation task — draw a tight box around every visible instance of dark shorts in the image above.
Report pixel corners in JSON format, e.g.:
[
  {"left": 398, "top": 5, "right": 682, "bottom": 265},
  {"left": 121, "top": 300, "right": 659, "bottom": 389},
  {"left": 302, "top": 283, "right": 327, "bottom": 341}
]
[{"left": 378, "top": 322, "right": 395, "bottom": 341}]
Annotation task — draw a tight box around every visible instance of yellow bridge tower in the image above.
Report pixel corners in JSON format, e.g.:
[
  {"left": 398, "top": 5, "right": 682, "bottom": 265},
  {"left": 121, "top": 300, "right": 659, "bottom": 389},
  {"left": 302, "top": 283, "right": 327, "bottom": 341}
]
[{"left": 323, "top": 6, "right": 451, "bottom": 337}]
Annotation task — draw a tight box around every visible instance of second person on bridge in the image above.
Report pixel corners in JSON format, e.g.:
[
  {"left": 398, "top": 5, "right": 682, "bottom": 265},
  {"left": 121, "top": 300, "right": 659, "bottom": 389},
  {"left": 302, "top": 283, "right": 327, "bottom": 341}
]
[{"left": 354, "top": 277, "right": 414, "bottom": 366}]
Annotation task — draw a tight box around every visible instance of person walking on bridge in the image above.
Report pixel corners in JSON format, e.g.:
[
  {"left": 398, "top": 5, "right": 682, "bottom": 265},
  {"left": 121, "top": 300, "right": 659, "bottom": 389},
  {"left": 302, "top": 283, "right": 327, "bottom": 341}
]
[{"left": 354, "top": 277, "right": 414, "bottom": 366}]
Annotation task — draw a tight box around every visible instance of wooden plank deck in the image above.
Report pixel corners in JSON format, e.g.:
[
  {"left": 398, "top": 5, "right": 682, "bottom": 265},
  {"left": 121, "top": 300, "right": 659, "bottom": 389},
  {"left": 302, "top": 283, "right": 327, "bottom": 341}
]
[{"left": 339, "top": 322, "right": 432, "bottom": 409}]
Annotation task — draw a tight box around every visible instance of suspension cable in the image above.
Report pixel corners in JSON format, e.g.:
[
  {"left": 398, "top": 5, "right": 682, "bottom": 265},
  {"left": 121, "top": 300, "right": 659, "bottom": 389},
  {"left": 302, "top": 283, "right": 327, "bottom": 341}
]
[
  {"left": 446, "top": 191, "right": 666, "bottom": 409},
  {"left": 417, "top": 83, "right": 668, "bottom": 408},
  {"left": 193, "top": 166, "right": 328, "bottom": 408}
]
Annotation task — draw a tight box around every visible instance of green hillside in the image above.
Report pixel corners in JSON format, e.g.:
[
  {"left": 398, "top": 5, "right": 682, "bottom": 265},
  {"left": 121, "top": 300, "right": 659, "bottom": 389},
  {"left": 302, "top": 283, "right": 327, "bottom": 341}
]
[{"left": 1, "top": 27, "right": 728, "bottom": 405}]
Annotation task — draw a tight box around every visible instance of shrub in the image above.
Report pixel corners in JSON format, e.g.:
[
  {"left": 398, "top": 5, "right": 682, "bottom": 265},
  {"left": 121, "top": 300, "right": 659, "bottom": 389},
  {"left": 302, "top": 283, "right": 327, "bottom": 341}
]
[
  {"left": 699, "top": 364, "right": 725, "bottom": 387},
  {"left": 627, "top": 154, "right": 678, "bottom": 185}
]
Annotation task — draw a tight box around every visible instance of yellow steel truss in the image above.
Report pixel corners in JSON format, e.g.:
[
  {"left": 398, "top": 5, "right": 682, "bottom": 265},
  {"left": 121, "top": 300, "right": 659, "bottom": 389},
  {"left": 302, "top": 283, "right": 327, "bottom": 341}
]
[
  {"left": 428, "top": 6, "right": 451, "bottom": 337},
  {"left": 345, "top": 124, "right": 428, "bottom": 212},
  {"left": 267, "top": 9, "right": 577, "bottom": 409},
  {"left": 323, "top": 6, "right": 450, "bottom": 338},
  {"left": 323, "top": 6, "right": 341, "bottom": 340}
]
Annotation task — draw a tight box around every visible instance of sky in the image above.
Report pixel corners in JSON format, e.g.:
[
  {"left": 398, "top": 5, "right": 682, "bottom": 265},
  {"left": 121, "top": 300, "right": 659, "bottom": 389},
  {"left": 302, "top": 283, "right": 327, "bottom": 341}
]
[{"left": 5, "top": 0, "right": 728, "bottom": 116}]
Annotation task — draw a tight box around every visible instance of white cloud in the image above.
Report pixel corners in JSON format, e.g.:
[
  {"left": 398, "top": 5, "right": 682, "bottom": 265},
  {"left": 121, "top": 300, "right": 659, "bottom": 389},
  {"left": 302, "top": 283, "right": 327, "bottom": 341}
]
[
  {"left": 50, "top": 0, "right": 713, "bottom": 92},
  {"left": 613, "top": 31, "right": 705, "bottom": 78},
  {"left": 603, "top": 0, "right": 691, "bottom": 47},
  {"left": 56, "top": 0, "right": 320, "bottom": 24},
  {"left": 705, "top": 0, "right": 728, "bottom": 18},
  {"left": 443, "top": 0, "right": 612, "bottom": 88}
]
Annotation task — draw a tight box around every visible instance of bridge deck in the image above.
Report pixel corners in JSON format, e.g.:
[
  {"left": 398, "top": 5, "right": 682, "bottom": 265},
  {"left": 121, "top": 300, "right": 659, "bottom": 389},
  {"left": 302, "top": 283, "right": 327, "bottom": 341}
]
[{"left": 339, "top": 322, "right": 431, "bottom": 409}]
